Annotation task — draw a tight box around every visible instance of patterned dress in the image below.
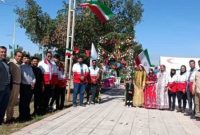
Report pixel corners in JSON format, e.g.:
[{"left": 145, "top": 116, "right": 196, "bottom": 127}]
[
  {"left": 144, "top": 73, "right": 157, "bottom": 109},
  {"left": 156, "top": 71, "right": 169, "bottom": 109}
]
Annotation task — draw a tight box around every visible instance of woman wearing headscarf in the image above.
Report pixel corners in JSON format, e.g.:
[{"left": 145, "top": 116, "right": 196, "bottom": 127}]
[
  {"left": 156, "top": 65, "right": 169, "bottom": 109},
  {"left": 167, "top": 69, "right": 177, "bottom": 111},
  {"left": 176, "top": 65, "right": 187, "bottom": 113},
  {"left": 144, "top": 68, "right": 157, "bottom": 109},
  {"left": 133, "top": 64, "right": 147, "bottom": 107}
]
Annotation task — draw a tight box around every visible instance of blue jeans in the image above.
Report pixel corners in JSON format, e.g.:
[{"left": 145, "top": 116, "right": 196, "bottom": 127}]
[
  {"left": 0, "top": 85, "right": 10, "bottom": 124},
  {"left": 73, "top": 83, "right": 86, "bottom": 106}
]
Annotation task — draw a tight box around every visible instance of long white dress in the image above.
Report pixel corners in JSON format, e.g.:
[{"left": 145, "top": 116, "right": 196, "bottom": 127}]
[{"left": 156, "top": 71, "right": 169, "bottom": 109}]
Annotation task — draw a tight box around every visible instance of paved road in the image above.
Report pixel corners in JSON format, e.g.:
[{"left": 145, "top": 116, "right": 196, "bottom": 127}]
[{"left": 12, "top": 88, "right": 200, "bottom": 135}]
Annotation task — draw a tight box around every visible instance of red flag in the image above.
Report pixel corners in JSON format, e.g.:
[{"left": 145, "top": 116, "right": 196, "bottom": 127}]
[
  {"left": 73, "top": 47, "right": 79, "bottom": 54},
  {"left": 85, "top": 50, "right": 91, "bottom": 57}
]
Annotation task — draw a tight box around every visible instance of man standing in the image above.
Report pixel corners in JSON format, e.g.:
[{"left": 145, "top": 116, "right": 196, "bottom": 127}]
[
  {"left": 72, "top": 56, "right": 89, "bottom": 107},
  {"left": 0, "top": 46, "right": 11, "bottom": 125},
  {"left": 88, "top": 60, "right": 100, "bottom": 104},
  {"left": 6, "top": 50, "right": 22, "bottom": 122},
  {"left": 186, "top": 60, "right": 197, "bottom": 117},
  {"left": 193, "top": 60, "right": 200, "bottom": 120},
  {"left": 38, "top": 51, "right": 58, "bottom": 112},
  {"left": 19, "top": 54, "right": 36, "bottom": 121},
  {"left": 31, "top": 56, "right": 44, "bottom": 115}
]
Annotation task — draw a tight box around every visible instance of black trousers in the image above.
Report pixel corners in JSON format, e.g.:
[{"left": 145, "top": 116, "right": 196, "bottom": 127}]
[
  {"left": 176, "top": 91, "right": 187, "bottom": 109},
  {"left": 43, "top": 85, "right": 52, "bottom": 111},
  {"left": 0, "top": 85, "right": 10, "bottom": 124},
  {"left": 86, "top": 84, "right": 91, "bottom": 103},
  {"left": 186, "top": 90, "right": 194, "bottom": 112},
  {"left": 56, "top": 87, "right": 66, "bottom": 110},
  {"left": 168, "top": 91, "right": 176, "bottom": 110},
  {"left": 49, "top": 87, "right": 57, "bottom": 109},
  {"left": 126, "top": 90, "right": 133, "bottom": 106},
  {"left": 33, "top": 86, "right": 44, "bottom": 115},
  {"left": 19, "top": 84, "right": 33, "bottom": 120},
  {"left": 90, "top": 84, "right": 98, "bottom": 103}
]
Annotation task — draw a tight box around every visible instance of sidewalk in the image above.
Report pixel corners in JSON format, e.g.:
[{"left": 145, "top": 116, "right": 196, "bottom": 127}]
[{"left": 12, "top": 88, "right": 200, "bottom": 135}]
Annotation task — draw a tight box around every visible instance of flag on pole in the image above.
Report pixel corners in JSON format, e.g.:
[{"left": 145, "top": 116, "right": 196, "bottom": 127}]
[
  {"left": 80, "top": 0, "right": 114, "bottom": 23},
  {"left": 90, "top": 43, "right": 98, "bottom": 66},
  {"left": 91, "top": 43, "right": 98, "bottom": 60},
  {"left": 135, "top": 49, "right": 151, "bottom": 73},
  {"left": 65, "top": 48, "right": 73, "bottom": 57}
]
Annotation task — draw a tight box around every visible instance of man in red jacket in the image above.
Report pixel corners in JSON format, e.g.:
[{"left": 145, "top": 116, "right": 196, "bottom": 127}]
[
  {"left": 72, "top": 56, "right": 89, "bottom": 107},
  {"left": 38, "top": 51, "right": 58, "bottom": 112}
]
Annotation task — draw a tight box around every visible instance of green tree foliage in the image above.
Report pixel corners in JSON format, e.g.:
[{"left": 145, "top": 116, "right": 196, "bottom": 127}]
[{"left": 15, "top": 0, "right": 143, "bottom": 57}]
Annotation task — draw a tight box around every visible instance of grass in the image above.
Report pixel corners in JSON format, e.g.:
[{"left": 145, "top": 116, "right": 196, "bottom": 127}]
[{"left": 0, "top": 99, "right": 73, "bottom": 135}]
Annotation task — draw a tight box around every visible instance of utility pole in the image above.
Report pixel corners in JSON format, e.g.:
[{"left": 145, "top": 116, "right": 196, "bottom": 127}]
[
  {"left": 12, "top": 14, "right": 16, "bottom": 56},
  {"left": 65, "top": 0, "right": 76, "bottom": 102}
]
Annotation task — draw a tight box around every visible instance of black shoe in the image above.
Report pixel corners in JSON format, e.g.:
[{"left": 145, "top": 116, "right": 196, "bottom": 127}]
[
  {"left": 190, "top": 115, "right": 196, "bottom": 119},
  {"left": 181, "top": 109, "right": 185, "bottom": 113},
  {"left": 196, "top": 117, "right": 200, "bottom": 121},
  {"left": 177, "top": 108, "right": 182, "bottom": 112}
]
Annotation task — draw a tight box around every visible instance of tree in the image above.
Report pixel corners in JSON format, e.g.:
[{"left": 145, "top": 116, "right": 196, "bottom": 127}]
[
  {"left": 15, "top": 0, "right": 56, "bottom": 46},
  {"left": 15, "top": 0, "right": 143, "bottom": 59}
]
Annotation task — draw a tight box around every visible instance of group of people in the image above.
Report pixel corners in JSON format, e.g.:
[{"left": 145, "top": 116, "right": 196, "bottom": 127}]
[
  {"left": 125, "top": 60, "right": 200, "bottom": 121},
  {"left": 0, "top": 46, "right": 67, "bottom": 125},
  {"left": 72, "top": 56, "right": 102, "bottom": 107}
]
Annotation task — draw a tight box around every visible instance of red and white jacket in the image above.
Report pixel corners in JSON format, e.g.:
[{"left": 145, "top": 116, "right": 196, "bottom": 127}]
[
  {"left": 89, "top": 66, "right": 100, "bottom": 84},
  {"left": 167, "top": 74, "right": 177, "bottom": 93},
  {"left": 177, "top": 72, "right": 187, "bottom": 93},
  {"left": 57, "top": 63, "right": 67, "bottom": 88},
  {"left": 38, "top": 59, "right": 58, "bottom": 85},
  {"left": 72, "top": 63, "right": 89, "bottom": 83}
]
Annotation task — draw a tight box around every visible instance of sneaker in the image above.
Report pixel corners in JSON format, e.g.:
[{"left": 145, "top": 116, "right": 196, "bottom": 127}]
[{"left": 73, "top": 104, "right": 77, "bottom": 107}]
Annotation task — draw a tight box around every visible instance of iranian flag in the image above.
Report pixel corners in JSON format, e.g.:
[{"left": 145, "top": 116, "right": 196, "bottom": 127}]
[
  {"left": 80, "top": 0, "right": 114, "bottom": 23},
  {"left": 65, "top": 49, "right": 73, "bottom": 57},
  {"left": 135, "top": 49, "right": 151, "bottom": 73}
]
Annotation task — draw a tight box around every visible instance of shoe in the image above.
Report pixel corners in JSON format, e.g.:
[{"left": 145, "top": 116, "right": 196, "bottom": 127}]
[
  {"left": 181, "top": 109, "right": 185, "bottom": 113},
  {"left": 190, "top": 115, "right": 196, "bottom": 119},
  {"left": 73, "top": 104, "right": 77, "bottom": 107},
  {"left": 170, "top": 108, "right": 175, "bottom": 111},
  {"left": 80, "top": 104, "right": 86, "bottom": 107},
  {"left": 196, "top": 117, "right": 200, "bottom": 121},
  {"left": 177, "top": 108, "right": 182, "bottom": 112},
  {"left": 6, "top": 118, "right": 15, "bottom": 124}
]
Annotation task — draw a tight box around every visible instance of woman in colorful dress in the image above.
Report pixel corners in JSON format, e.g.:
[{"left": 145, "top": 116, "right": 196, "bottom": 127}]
[
  {"left": 144, "top": 68, "right": 157, "bottom": 109},
  {"left": 156, "top": 65, "right": 169, "bottom": 109},
  {"left": 133, "top": 64, "right": 147, "bottom": 107}
]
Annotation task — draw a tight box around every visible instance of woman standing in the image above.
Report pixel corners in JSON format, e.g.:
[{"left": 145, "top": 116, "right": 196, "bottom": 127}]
[
  {"left": 133, "top": 64, "right": 147, "bottom": 107},
  {"left": 176, "top": 65, "right": 187, "bottom": 113},
  {"left": 156, "top": 65, "right": 169, "bottom": 109},
  {"left": 144, "top": 68, "right": 157, "bottom": 109},
  {"left": 167, "top": 69, "right": 177, "bottom": 111}
]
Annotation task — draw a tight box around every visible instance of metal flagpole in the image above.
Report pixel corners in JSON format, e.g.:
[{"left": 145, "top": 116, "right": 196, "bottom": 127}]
[{"left": 65, "top": 0, "right": 76, "bottom": 102}]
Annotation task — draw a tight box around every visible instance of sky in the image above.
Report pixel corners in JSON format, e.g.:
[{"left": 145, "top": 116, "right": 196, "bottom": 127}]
[
  {"left": 135, "top": 0, "right": 200, "bottom": 65},
  {"left": 0, "top": 0, "right": 200, "bottom": 65}
]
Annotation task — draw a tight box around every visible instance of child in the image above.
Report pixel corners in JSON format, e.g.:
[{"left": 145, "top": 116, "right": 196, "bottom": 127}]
[{"left": 125, "top": 78, "right": 134, "bottom": 107}]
